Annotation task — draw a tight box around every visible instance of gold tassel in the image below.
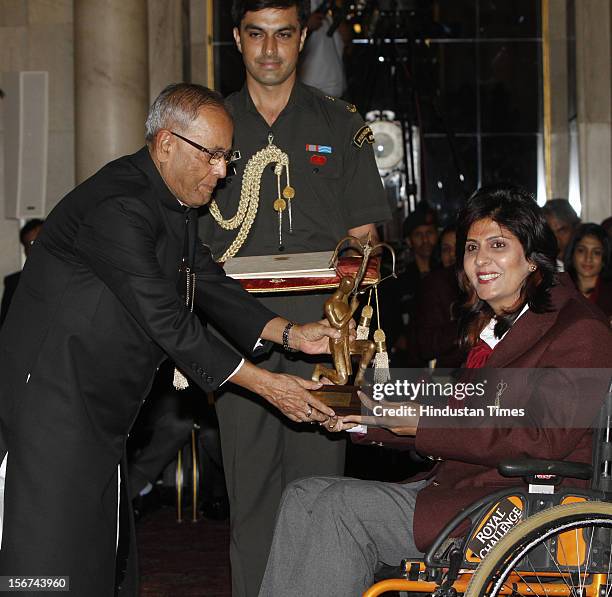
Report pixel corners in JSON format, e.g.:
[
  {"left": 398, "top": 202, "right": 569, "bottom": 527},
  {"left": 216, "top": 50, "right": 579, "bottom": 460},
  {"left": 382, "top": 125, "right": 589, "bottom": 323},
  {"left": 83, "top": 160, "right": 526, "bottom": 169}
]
[
  {"left": 173, "top": 368, "right": 190, "bottom": 391},
  {"left": 356, "top": 289, "right": 373, "bottom": 340},
  {"left": 357, "top": 305, "right": 373, "bottom": 340},
  {"left": 373, "top": 286, "right": 390, "bottom": 383},
  {"left": 174, "top": 270, "right": 196, "bottom": 391},
  {"left": 373, "top": 329, "right": 391, "bottom": 383}
]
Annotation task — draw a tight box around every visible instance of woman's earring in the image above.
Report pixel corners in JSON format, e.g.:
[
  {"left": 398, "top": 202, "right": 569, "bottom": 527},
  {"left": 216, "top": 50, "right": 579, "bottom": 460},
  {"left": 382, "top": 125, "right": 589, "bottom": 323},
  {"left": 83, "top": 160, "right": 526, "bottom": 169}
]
[{"left": 529, "top": 264, "right": 537, "bottom": 272}]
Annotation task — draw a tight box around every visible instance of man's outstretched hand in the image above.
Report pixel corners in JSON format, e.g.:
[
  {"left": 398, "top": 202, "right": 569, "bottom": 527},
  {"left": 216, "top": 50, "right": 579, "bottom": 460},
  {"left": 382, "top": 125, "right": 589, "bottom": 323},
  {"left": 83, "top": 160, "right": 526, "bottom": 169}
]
[
  {"left": 231, "top": 362, "right": 336, "bottom": 423},
  {"left": 292, "top": 320, "right": 337, "bottom": 354},
  {"left": 291, "top": 319, "right": 357, "bottom": 354},
  {"left": 261, "top": 316, "right": 356, "bottom": 355}
]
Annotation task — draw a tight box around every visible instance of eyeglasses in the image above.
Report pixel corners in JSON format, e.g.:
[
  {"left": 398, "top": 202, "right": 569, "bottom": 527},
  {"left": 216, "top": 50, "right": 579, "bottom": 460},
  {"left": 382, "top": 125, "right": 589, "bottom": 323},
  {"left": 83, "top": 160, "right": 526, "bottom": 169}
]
[{"left": 171, "top": 131, "right": 241, "bottom": 166}]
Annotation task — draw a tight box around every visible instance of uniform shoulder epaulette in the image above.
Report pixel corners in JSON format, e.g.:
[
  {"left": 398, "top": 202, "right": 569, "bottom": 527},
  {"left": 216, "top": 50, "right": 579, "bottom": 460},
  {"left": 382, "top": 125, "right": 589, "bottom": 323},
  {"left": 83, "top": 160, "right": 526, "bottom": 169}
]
[{"left": 322, "top": 94, "right": 359, "bottom": 115}]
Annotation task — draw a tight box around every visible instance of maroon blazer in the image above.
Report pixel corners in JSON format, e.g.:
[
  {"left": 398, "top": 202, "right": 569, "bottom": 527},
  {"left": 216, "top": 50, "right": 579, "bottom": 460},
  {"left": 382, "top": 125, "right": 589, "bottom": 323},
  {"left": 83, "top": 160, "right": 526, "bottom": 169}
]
[
  {"left": 356, "top": 275, "right": 612, "bottom": 551},
  {"left": 592, "top": 278, "right": 612, "bottom": 320}
]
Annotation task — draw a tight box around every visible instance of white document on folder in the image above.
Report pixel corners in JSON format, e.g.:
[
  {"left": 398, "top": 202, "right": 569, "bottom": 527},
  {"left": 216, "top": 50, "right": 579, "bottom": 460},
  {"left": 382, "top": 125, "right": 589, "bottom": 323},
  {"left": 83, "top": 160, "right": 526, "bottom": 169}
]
[{"left": 223, "top": 251, "right": 335, "bottom": 279}]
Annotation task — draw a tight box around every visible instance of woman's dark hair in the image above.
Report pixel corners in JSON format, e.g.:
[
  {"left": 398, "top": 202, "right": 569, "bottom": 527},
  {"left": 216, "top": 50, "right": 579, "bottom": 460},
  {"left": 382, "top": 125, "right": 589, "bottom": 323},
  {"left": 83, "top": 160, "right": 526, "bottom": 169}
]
[
  {"left": 456, "top": 186, "right": 558, "bottom": 349},
  {"left": 565, "top": 223, "right": 612, "bottom": 284},
  {"left": 232, "top": 0, "right": 310, "bottom": 28}
]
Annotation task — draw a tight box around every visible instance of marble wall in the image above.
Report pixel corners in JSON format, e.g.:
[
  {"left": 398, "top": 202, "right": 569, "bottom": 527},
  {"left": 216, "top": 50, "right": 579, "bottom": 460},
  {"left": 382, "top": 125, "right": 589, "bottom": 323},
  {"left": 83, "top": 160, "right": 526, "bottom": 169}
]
[{"left": 0, "top": 0, "right": 74, "bottom": 279}]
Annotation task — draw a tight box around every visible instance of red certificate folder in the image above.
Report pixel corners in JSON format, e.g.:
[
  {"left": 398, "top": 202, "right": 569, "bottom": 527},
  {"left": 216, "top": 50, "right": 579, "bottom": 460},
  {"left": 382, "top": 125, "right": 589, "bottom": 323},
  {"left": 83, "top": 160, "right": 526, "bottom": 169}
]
[{"left": 222, "top": 251, "right": 380, "bottom": 293}]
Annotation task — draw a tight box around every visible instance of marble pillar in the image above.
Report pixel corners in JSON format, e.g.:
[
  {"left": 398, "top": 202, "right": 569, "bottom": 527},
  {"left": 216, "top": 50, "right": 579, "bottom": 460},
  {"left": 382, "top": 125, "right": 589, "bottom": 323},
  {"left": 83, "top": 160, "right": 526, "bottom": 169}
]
[
  {"left": 190, "top": 0, "right": 213, "bottom": 88},
  {"left": 74, "top": 0, "right": 149, "bottom": 183},
  {"left": 575, "top": 0, "right": 612, "bottom": 222},
  {"left": 544, "top": 0, "right": 570, "bottom": 199},
  {"left": 148, "top": 0, "right": 183, "bottom": 102}
]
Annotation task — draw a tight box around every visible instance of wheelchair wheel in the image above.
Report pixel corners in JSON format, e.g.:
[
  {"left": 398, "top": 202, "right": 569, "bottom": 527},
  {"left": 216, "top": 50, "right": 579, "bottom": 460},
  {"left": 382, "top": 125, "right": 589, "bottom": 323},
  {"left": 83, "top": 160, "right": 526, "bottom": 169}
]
[{"left": 466, "top": 501, "right": 612, "bottom": 597}]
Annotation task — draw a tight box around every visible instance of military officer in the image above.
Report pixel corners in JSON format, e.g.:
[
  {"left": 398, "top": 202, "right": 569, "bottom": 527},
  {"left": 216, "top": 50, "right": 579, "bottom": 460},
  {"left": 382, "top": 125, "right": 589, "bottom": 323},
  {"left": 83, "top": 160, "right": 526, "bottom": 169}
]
[{"left": 199, "top": 2, "right": 391, "bottom": 595}]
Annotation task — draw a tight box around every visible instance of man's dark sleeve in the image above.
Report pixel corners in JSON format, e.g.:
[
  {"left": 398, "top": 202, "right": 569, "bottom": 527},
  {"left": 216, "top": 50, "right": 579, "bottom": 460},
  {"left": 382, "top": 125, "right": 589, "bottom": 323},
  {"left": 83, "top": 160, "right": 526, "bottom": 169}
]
[
  {"left": 74, "top": 196, "right": 257, "bottom": 392},
  {"left": 191, "top": 239, "right": 276, "bottom": 358},
  {"left": 0, "top": 273, "right": 20, "bottom": 328}
]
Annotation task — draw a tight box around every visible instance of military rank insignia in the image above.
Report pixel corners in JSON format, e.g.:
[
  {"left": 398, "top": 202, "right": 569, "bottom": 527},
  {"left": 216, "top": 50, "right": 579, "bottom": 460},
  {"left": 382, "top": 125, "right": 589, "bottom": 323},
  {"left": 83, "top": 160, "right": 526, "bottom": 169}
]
[
  {"left": 353, "top": 125, "right": 375, "bottom": 148},
  {"left": 346, "top": 103, "right": 358, "bottom": 113}
]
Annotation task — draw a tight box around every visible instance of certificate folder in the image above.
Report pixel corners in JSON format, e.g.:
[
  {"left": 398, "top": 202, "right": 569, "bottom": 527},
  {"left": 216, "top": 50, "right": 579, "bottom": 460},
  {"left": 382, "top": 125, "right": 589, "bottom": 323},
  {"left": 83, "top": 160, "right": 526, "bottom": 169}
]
[{"left": 222, "top": 251, "right": 380, "bottom": 293}]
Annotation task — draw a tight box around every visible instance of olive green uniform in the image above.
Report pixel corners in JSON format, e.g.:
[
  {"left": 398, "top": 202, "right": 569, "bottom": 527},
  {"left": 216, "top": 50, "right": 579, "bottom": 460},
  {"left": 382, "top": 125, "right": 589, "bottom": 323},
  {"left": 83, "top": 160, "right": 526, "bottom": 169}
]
[{"left": 199, "top": 82, "right": 390, "bottom": 597}]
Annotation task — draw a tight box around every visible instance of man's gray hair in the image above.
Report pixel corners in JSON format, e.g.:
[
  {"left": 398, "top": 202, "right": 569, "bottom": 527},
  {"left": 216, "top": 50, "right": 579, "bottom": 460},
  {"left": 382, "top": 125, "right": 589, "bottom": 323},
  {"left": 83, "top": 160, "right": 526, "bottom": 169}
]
[
  {"left": 542, "top": 198, "right": 580, "bottom": 227},
  {"left": 145, "top": 83, "right": 229, "bottom": 143}
]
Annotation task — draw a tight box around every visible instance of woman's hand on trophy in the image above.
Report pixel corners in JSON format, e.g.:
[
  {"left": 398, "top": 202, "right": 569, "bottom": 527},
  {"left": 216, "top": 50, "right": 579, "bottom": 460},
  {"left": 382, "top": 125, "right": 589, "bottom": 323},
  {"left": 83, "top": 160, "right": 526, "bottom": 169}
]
[
  {"left": 319, "top": 416, "right": 359, "bottom": 433},
  {"left": 341, "top": 391, "right": 420, "bottom": 436}
]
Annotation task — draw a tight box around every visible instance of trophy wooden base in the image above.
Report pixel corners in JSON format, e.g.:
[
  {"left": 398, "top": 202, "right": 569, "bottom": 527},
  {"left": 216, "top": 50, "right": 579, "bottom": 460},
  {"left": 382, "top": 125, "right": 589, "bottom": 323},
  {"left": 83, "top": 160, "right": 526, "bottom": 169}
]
[{"left": 309, "top": 385, "right": 362, "bottom": 416}]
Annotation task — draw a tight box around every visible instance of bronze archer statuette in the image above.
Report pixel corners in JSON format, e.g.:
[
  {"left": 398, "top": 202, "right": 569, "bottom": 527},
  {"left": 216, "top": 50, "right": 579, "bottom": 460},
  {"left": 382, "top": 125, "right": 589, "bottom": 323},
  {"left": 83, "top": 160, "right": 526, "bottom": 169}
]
[
  {"left": 310, "top": 236, "right": 395, "bottom": 412},
  {"left": 312, "top": 275, "right": 375, "bottom": 386}
]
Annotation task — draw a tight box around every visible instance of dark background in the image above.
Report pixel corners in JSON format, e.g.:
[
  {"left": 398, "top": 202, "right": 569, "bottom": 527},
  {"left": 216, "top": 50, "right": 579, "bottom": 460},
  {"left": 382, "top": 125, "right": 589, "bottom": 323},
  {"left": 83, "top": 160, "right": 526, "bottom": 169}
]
[{"left": 213, "top": 0, "right": 543, "bottom": 224}]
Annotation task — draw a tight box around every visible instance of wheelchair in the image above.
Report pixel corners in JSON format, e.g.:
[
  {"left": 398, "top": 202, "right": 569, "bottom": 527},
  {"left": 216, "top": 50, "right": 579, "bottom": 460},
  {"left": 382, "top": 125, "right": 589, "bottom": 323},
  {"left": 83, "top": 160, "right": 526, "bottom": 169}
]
[{"left": 364, "top": 378, "right": 612, "bottom": 597}]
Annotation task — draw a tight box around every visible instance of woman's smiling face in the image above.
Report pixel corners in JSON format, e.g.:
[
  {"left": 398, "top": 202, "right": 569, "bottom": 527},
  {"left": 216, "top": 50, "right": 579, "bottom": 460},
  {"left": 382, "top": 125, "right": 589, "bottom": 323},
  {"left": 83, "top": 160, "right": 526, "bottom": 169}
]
[
  {"left": 464, "top": 217, "right": 534, "bottom": 315},
  {"left": 573, "top": 234, "right": 604, "bottom": 281}
]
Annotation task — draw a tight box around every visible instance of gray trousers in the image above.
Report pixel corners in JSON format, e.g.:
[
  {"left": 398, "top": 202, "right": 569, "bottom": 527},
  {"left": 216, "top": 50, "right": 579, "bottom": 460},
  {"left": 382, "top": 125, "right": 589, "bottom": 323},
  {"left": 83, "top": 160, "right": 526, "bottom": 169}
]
[
  {"left": 259, "top": 477, "right": 427, "bottom": 597},
  {"left": 215, "top": 293, "right": 346, "bottom": 597}
]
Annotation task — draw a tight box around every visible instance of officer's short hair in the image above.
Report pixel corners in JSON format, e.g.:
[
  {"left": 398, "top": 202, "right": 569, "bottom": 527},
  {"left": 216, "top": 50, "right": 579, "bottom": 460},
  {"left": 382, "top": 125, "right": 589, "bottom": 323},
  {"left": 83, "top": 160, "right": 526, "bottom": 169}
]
[
  {"left": 145, "top": 83, "right": 230, "bottom": 143},
  {"left": 231, "top": 0, "right": 310, "bottom": 29}
]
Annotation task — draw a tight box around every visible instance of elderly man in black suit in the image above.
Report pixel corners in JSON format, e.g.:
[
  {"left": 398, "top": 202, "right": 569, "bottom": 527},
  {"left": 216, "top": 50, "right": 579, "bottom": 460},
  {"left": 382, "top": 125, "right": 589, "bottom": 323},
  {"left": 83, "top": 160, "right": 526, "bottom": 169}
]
[{"left": 0, "top": 83, "right": 339, "bottom": 597}]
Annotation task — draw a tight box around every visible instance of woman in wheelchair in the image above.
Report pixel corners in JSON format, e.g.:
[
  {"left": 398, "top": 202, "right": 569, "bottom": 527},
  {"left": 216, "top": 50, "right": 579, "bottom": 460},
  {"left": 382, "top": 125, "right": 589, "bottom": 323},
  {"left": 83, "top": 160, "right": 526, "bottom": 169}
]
[{"left": 258, "top": 186, "right": 612, "bottom": 597}]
